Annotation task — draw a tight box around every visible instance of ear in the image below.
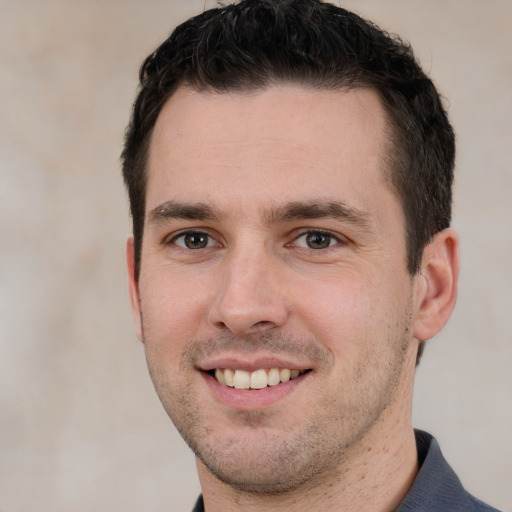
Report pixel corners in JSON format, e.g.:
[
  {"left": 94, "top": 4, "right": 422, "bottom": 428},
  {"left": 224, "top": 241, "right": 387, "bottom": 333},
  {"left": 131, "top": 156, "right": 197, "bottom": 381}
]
[
  {"left": 413, "top": 228, "right": 459, "bottom": 341},
  {"left": 127, "top": 235, "right": 144, "bottom": 342}
]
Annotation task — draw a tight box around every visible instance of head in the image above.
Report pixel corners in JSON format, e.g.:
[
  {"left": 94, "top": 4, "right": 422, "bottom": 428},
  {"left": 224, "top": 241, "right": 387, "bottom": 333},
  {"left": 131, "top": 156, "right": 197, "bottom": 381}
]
[
  {"left": 122, "top": 0, "right": 455, "bottom": 281},
  {"left": 121, "top": 0, "right": 459, "bottom": 499}
]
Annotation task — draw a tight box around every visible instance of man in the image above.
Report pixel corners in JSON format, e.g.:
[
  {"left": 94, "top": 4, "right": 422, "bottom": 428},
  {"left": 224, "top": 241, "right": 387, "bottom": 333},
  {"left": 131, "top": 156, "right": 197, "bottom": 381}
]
[{"left": 121, "top": 1, "right": 500, "bottom": 510}]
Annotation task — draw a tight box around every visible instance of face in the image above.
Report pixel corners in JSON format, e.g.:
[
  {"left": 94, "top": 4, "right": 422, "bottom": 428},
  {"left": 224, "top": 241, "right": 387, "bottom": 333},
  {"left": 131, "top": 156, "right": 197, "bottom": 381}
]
[{"left": 128, "top": 85, "right": 424, "bottom": 493}]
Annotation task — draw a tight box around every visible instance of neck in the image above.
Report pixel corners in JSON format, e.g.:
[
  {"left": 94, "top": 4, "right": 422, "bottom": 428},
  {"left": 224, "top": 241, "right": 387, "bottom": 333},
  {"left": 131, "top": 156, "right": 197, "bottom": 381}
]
[{"left": 197, "top": 368, "right": 419, "bottom": 512}]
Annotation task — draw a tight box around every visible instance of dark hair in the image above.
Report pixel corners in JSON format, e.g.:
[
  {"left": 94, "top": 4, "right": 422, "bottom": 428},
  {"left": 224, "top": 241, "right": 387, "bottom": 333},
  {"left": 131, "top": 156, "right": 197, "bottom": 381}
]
[{"left": 122, "top": 0, "right": 455, "bottom": 283}]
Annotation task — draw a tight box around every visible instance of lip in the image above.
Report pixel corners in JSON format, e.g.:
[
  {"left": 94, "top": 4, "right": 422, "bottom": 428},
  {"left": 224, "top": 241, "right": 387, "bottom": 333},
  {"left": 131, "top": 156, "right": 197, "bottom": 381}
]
[
  {"left": 197, "top": 355, "right": 310, "bottom": 373},
  {"left": 200, "top": 369, "right": 311, "bottom": 410}
]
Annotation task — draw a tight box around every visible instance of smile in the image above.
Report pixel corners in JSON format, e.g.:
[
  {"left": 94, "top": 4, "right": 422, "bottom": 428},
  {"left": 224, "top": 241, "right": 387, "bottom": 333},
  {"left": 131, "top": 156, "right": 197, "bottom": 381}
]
[{"left": 211, "top": 368, "right": 309, "bottom": 390}]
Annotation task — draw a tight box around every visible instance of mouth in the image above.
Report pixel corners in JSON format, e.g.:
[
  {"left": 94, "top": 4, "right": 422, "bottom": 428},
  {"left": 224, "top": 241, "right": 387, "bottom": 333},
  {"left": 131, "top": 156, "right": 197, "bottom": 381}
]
[{"left": 208, "top": 367, "right": 311, "bottom": 390}]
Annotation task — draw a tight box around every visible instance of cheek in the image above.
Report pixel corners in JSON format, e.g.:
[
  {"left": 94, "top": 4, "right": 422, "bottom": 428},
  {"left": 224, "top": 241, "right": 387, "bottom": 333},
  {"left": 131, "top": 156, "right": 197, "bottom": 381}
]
[
  {"left": 139, "top": 268, "right": 212, "bottom": 349},
  {"left": 293, "top": 272, "right": 372, "bottom": 335},
  {"left": 292, "top": 270, "right": 406, "bottom": 365}
]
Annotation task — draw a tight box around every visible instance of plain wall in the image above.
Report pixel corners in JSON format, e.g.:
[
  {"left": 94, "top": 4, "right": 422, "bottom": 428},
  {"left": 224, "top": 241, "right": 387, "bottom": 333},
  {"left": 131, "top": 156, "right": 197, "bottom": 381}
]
[{"left": 1, "top": 1, "right": 511, "bottom": 511}]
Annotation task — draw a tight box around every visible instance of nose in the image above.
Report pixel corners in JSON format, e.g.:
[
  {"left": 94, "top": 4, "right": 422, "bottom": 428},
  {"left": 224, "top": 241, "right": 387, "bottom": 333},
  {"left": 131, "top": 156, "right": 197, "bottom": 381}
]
[{"left": 208, "top": 244, "right": 290, "bottom": 336}]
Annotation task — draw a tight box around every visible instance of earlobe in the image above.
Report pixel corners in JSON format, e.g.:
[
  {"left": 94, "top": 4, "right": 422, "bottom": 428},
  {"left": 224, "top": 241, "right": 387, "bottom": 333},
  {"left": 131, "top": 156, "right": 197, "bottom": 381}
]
[
  {"left": 126, "top": 236, "right": 144, "bottom": 342},
  {"left": 413, "top": 228, "right": 459, "bottom": 341}
]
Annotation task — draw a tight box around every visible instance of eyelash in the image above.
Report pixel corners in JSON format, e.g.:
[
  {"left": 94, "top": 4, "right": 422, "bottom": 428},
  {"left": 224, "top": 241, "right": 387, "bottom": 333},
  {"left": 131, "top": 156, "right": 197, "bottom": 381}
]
[
  {"left": 169, "top": 230, "right": 220, "bottom": 250},
  {"left": 168, "top": 229, "right": 345, "bottom": 251},
  {"left": 290, "top": 229, "right": 345, "bottom": 250}
]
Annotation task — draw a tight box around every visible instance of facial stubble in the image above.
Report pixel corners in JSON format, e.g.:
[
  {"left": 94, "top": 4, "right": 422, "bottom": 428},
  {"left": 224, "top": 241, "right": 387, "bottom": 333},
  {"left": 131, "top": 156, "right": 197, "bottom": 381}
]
[{"left": 142, "top": 300, "right": 416, "bottom": 496}]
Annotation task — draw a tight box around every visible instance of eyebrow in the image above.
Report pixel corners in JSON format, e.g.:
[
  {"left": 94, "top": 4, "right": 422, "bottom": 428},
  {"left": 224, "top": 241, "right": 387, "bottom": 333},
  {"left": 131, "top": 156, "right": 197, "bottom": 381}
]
[
  {"left": 265, "top": 200, "right": 372, "bottom": 230},
  {"left": 148, "top": 201, "right": 221, "bottom": 225},
  {"left": 148, "top": 199, "right": 372, "bottom": 230}
]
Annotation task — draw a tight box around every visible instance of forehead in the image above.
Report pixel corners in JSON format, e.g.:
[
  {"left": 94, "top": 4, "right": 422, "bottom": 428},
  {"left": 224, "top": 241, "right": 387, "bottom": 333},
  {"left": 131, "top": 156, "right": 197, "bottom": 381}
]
[{"left": 147, "top": 85, "right": 396, "bottom": 221}]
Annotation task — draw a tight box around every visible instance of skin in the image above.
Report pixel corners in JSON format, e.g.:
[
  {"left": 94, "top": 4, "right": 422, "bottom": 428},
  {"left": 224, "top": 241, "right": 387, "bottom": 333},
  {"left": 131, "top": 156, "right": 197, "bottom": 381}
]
[{"left": 127, "top": 85, "right": 459, "bottom": 512}]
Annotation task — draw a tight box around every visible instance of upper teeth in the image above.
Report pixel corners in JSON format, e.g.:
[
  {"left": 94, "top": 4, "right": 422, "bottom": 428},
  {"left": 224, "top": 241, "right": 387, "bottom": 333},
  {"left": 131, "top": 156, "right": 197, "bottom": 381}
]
[{"left": 214, "top": 368, "right": 303, "bottom": 389}]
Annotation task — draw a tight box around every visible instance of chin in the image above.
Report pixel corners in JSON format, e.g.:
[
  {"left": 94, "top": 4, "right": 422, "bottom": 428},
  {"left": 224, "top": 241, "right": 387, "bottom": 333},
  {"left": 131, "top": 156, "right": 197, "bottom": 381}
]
[
  {"left": 197, "top": 447, "right": 319, "bottom": 495},
  {"left": 182, "top": 421, "right": 344, "bottom": 495}
]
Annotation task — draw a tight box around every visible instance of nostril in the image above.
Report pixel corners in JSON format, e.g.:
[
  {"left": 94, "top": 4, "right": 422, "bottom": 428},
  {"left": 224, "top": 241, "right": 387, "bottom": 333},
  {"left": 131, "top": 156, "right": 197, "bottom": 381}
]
[{"left": 253, "top": 320, "right": 273, "bottom": 328}]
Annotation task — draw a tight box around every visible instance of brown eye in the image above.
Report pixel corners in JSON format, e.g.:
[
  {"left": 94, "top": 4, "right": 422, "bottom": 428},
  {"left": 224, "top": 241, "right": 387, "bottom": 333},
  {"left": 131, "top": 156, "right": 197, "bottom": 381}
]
[
  {"left": 185, "top": 232, "right": 208, "bottom": 249},
  {"left": 173, "top": 231, "right": 214, "bottom": 249},
  {"left": 291, "top": 231, "right": 340, "bottom": 250},
  {"left": 305, "top": 232, "right": 333, "bottom": 249}
]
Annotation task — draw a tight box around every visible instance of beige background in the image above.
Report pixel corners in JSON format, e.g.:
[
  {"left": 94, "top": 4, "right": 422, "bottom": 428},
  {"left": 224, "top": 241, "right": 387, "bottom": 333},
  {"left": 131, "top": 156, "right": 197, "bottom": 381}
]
[{"left": 1, "top": 1, "right": 511, "bottom": 511}]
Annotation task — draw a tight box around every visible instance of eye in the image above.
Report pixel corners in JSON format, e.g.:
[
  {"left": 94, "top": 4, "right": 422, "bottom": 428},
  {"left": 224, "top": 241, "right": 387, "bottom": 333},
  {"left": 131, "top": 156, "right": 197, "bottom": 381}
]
[
  {"left": 172, "top": 231, "right": 218, "bottom": 250},
  {"left": 293, "top": 231, "right": 340, "bottom": 250}
]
